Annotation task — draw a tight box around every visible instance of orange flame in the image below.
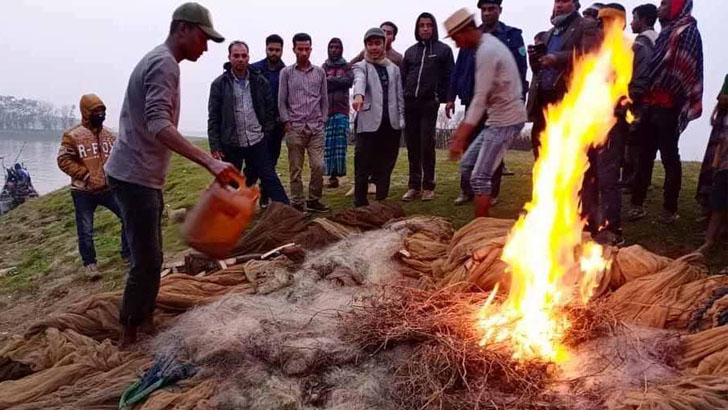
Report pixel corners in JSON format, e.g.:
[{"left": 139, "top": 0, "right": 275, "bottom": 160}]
[{"left": 475, "top": 23, "right": 631, "bottom": 362}]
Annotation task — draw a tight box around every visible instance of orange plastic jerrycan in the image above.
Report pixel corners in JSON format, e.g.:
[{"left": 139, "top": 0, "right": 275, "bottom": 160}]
[{"left": 182, "top": 172, "right": 259, "bottom": 259}]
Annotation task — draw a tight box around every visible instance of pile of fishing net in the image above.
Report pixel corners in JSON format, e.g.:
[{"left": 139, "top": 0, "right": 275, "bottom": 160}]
[{"left": 3, "top": 214, "right": 728, "bottom": 409}]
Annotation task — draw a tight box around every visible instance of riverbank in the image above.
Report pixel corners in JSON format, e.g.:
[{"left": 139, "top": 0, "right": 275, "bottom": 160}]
[{"left": 0, "top": 140, "right": 724, "bottom": 340}]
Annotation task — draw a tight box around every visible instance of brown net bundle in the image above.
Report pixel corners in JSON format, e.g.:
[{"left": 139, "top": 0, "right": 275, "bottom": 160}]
[
  {"left": 612, "top": 376, "right": 728, "bottom": 410},
  {"left": 605, "top": 253, "right": 728, "bottom": 330},
  {"left": 393, "top": 216, "right": 455, "bottom": 279}
]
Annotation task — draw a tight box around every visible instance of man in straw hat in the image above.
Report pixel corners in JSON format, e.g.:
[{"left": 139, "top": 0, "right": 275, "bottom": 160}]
[
  {"left": 446, "top": 8, "right": 527, "bottom": 219},
  {"left": 105, "top": 2, "right": 243, "bottom": 348}
]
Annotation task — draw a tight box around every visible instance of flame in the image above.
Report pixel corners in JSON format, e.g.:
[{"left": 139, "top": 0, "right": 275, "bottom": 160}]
[{"left": 475, "top": 23, "right": 632, "bottom": 362}]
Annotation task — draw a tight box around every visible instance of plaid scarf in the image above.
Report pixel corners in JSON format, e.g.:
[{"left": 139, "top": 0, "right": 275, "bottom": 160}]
[{"left": 648, "top": 0, "right": 704, "bottom": 132}]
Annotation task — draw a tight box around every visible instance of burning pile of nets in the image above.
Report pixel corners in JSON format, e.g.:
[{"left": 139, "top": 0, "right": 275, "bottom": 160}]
[{"left": 341, "top": 286, "right": 603, "bottom": 410}]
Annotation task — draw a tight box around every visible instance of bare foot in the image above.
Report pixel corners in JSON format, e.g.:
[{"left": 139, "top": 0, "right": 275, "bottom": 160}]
[
  {"left": 118, "top": 325, "right": 139, "bottom": 349},
  {"left": 697, "top": 242, "right": 714, "bottom": 255},
  {"left": 140, "top": 314, "right": 156, "bottom": 335}
]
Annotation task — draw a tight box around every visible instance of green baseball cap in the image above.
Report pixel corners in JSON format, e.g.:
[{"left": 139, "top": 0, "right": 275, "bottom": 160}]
[{"left": 172, "top": 2, "right": 225, "bottom": 43}]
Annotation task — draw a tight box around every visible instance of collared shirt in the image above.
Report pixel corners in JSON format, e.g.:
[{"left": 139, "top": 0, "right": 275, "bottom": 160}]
[
  {"left": 105, "top": 44, "right": 179, "bottom": 189},
  {"left": 232, "top": 71, "right": 264, "bottom": 147},
  {"left": 278, "top": 63, "right": 329, "bottom": 131}
]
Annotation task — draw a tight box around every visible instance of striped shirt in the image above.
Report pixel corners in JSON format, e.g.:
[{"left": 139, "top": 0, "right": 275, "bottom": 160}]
[
  {"left": 232, "top": 72, "right": 264, "bottom": 147},
  {"left": 278, "top": 63, "right": 329, "bottom": 131}
]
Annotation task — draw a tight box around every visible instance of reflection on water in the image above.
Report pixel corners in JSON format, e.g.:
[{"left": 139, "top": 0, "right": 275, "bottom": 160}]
[{"left": 0, "top": 131, "right": 69, "bottom": 195}]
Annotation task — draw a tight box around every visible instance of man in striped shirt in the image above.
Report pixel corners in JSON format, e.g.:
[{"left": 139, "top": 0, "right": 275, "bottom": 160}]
[{"left": 278, "top": 32, "right": 330, "bottom": 213}]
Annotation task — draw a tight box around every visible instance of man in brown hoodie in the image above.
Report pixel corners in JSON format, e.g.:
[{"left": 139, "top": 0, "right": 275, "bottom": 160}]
[{"left": 57, "top": 94, "right": 129, "bottom": 280}]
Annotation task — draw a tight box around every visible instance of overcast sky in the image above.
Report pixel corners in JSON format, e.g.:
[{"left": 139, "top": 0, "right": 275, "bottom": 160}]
[{"left": 1, "top": 0, "right": 726, "bottom": 160}]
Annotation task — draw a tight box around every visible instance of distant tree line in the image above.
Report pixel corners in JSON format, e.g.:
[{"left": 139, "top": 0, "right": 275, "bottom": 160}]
[{"left": 0, "top": 96, "right": 78, "bottom": 131}]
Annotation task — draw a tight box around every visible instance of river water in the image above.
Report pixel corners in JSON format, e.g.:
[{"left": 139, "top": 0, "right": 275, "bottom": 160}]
[{"left": 0, "top": 131, "right": 69, "bottom": 195}]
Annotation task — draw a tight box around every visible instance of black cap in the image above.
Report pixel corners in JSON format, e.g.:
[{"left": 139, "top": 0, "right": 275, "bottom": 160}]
[{"left": 478, "top": 0, "right": 503, "bottom": 7}]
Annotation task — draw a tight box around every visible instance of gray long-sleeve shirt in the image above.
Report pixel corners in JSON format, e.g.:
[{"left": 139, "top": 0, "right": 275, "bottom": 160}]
[
  {"left": 278, "top": 63, "right": 328, "bottom": 132},
  {"left": 105, "top": 44, "right": 180, "bottom": 189},
  {"left": 465, "top": 34, "right": 527, "bottom": 128}
]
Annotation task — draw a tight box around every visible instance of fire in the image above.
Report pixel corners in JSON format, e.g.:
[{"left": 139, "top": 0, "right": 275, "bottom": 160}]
[{"left": 475, "top": 23, "right": 632, "bottom": 362}]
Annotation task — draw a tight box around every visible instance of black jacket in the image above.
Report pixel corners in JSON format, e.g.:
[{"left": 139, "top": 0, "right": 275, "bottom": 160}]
[
  {"left": 401, "top": 12, "right": 455, "bottom": 102},
  {"left": 207, "top": 63, "right": 276, "bottom": 151}
]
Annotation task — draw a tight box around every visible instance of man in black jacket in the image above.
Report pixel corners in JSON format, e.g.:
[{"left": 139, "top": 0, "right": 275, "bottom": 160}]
[
  {"left": 401, "top": 12, "right": 455, "bottom": 202},
  {"left": 208, "top": 41, "right": 289, "bottom": 205}
]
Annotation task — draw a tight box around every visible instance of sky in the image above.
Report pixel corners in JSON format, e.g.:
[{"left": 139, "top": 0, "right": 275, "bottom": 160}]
[{"left": 1, "top": 0, "right": 726, "bottom": 160}]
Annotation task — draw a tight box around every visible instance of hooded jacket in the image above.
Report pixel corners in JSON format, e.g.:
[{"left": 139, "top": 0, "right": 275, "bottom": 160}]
[
  {"left": 207, "top": 62, "right": 276, "bottom": 152},
  {"left": 57, "top": 94, "right": 116, "bottom": 192},
  {"left": 401, "top": 12, "right": 455, "bottom": 102}
]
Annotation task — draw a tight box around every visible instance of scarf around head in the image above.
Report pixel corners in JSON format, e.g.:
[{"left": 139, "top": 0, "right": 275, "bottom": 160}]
[
  {"left": 326, "top": 38, "right": 347, "bottom": 67},
  {"left": 364, "top": 48, "right": 390, "bottom": 66},
  {"left": 649, "top": 0, "right": 703, "bottom": 131}
]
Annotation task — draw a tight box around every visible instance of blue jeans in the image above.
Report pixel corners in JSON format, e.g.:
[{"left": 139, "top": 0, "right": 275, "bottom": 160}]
[
  {"left": 109, "top": 176, "right": 163, "bottom": 327},
  {"left": 71, "top": 189, "right": 129, "bottom": 267},
  {"left": 460, "top": 124, "right": 524, "bottom": 196}
]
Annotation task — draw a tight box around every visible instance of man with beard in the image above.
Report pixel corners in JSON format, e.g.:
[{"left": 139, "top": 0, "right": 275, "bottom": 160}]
[
  {"left": 251, "top": 34, "right": 286, "bottom": 208},
  {"left": 322, "top": 38, "right": 354, "bottom": 189},
  {"left": 526, "top": 0, "right": 600, "bottom": 159},
  {"left": 401, "top": 12, "right": 455, "bottom": 202},
  {"left": 447, "top": 8, "right": 527, "bottom": 219},
  {"left": 446, "top": 0, "right": 528, "bottom": 206},
  {"left": 207, "top": 41, "right": 289, "bottom": 205}
]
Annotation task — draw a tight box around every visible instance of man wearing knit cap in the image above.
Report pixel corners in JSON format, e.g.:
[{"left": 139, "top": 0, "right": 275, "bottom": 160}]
[
  {"left": 446, "top": 0, "right": 528, "bottom": 206},
  {"left": 105, "top": 2, "right": 244, "bottom": 348},
  {"left": 322, "top": 38, "right": 354, "bottom": 189},
  {"left": 350, "top": 22, "right": 404, "bottom": 67},
  {"left": 446, "top": 8, "right": 527, "bottom": 219},
  {"left": 351, "top": 28, "right": 405, "bottom": 207}
]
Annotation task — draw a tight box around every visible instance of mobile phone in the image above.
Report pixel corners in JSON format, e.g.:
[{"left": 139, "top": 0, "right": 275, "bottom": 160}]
[{"left": 532, "top": 43, "right": 547, "bottom": 55}]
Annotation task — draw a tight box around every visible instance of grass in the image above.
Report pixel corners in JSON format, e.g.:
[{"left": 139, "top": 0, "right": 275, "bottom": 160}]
[{"left": 0, "top": 139, "right": 725, "bottom": 297}]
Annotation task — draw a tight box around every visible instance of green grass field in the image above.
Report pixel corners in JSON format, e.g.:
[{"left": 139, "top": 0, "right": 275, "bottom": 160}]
[{"left": 0, "top": 139, "right": 725, "bottom": 299}]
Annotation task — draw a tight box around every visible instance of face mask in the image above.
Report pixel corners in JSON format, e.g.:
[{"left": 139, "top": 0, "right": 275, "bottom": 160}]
[{"left": 90, "top": 113, "right": 105, "bottom": 127}]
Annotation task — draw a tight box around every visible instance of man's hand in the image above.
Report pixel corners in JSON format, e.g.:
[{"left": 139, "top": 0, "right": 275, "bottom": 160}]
[
  {"left": 283, "top": 121, "right": 292, "bottom": 133},
  {"left": 211, "top": 150, "right": 224, "bottom": 161},
  {"left": 449, "top": 123, "right": 475, "bottom": 162},
  {"left": 206, "top": 158, "right": 239, "bottom": 184},
  {"left": 352, "top": 95, "right": 365, "bottom": 112},
  {"left": 719, "top": 95, "right": 728, "bottom": 110},
  {"left": 445, "top": 102, "right": 455, "bottom": 119},
  {"left": 88, "top": 174, "right": 107, "bottom": 191},
  {"left": 539, "top": 54, "right": 558, "bottom": 68}
]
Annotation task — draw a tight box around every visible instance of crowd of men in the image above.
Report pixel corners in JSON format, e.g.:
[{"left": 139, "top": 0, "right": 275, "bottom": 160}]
[{"left": 54, "top": 0, "right": 727, "bottom": 348}]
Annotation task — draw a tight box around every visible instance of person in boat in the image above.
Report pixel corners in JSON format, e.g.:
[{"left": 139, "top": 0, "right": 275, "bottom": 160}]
[{"left": 57, "top": 94, "right": 129, "bottom": 280}]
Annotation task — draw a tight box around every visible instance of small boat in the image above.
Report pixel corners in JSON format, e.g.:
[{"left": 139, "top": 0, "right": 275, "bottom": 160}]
[{"left": 0, "top": 156, "right": 39, "bottom": 216}]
